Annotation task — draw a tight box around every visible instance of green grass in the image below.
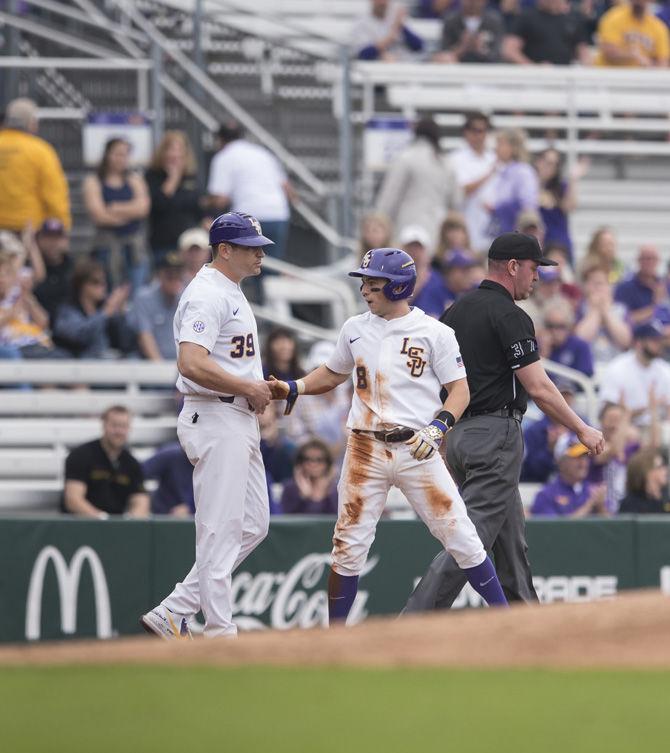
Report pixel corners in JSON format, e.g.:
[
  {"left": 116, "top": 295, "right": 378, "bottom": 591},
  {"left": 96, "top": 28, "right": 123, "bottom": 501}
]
[{"left": 1, "top": 666, "right": 668, "bottom": 753}]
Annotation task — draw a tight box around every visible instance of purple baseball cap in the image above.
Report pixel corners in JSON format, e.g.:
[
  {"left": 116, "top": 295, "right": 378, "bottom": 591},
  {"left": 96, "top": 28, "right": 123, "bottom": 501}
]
[
  {"left": 38, "top": 218, "right": 66, "bottom": 235},
  {"left": 444, "top": 250, "right": 476, "bottom": 269},
  {"left": 632, "top": 320, "right": 665, "bottom": 340}
]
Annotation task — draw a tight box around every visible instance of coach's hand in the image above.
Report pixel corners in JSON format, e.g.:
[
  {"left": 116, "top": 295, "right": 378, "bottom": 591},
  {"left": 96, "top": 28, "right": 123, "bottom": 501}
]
[
  {"left": 405, "top": 423, "right": 446, "bottom": 461},
  {"left": 245, "top": 380, "right": 272, "bottom": 415}
]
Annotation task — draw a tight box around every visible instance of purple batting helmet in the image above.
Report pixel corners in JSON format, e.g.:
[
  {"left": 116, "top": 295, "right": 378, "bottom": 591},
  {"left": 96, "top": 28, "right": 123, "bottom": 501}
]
[
  {"left": 209, "top": 211, "right": 274, "bottom": 248},
  {"left": 349, "top": 247, "right": 417, "bottom": 301}
]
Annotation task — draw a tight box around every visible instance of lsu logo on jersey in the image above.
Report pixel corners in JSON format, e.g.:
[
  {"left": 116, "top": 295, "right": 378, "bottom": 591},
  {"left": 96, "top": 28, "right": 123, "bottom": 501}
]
[{"left": 400, "top": 337, "right": 426, "bottom": 378}]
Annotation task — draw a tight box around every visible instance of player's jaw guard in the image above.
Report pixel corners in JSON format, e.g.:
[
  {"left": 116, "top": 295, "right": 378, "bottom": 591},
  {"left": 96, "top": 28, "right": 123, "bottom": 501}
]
[{"left": 349, "top": 248, "right": 417, "bottom": 301}]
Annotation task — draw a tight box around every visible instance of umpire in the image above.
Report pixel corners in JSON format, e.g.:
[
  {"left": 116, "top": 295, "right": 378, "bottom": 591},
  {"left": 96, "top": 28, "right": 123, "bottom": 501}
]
[{"left": 404, "top": 232, "right": 604, "bottom": 611}]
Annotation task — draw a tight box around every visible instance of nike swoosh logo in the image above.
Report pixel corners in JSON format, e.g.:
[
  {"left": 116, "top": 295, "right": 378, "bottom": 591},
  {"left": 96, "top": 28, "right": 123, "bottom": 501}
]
[
  {"left": 349, "top": 336, "right": 361, "bottom": 343},
  {"left": 233, "top": 307, "right": 240, "bottom": 316},
  {"left": 479, "top": 576, "right": 495, "bottom": 587}
]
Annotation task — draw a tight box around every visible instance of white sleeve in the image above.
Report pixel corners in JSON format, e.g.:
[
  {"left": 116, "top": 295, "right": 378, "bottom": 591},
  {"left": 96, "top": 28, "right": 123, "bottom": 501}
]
[
  {"left": 325, "top": 323, "right": 355, "bottom": 375},
  {"left": 597, "top": 364, "right": 623, "bottom": 406},
  {"left": 207, "top": 152, "right": 233, "bottom": 196},
  {"left": 178, "top": 297, "right": 223, "bottom": 353},
  {"left": 432, "top": 323, "right": 467, "bottom": 385}
]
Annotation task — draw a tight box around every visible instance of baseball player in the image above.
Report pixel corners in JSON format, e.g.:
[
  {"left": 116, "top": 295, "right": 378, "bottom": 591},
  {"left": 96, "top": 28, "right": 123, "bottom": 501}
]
[
  {"left": 141, "top": 211, "right": 273, "bottom": 639},
  {"left": 269, "top": 248, "right": 508, "bottom": 623}
]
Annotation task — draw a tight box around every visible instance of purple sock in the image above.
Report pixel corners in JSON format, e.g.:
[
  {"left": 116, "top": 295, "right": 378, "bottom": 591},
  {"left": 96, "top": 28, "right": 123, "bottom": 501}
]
[
  {"left": 327, "top": 570, "right": 359, "bottom": 623},
  {"left": 463, "top": 556, "right": 509, "bottom": 607}
]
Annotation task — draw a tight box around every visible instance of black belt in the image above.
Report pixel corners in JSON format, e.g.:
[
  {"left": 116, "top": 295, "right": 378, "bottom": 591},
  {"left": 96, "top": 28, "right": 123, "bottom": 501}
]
[
  {"left": 462, "top": 407, "right": 523, "bottom": 422},
  {"left": 352, "top": 428, "right": 415, "bottom": 443}
]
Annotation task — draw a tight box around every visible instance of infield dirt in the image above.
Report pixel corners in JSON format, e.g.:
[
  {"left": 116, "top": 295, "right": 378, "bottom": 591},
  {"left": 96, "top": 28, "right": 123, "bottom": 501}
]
[{"left": 2, "top": 589, "right": 669, "bottom": 668}]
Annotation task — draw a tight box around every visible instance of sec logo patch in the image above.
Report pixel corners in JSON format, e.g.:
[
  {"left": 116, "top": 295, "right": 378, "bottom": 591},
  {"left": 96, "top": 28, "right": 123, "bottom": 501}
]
[{"left": 193, "top": 320, "right": 206, "bottom": 333}]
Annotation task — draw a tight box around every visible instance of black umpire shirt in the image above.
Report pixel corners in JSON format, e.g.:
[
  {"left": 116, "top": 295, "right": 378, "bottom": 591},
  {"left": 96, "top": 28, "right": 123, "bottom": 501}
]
[
  {"left": 63, "top": 439, "right": 145, "bottom": 515},
  {"left": 441, "top": 280, "right": 540, "bottom": 414}
]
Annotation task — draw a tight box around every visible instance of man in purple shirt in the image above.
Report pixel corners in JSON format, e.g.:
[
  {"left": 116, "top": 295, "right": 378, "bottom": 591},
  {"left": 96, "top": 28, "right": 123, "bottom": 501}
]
[
  {"left": 614, "top": 245, "right": 667, "bottom": 325},
  {"left": 542, "top": 297, "right": 594, "bottom": 377},
  {"left": 531, "top": 434, "right": 608, "bottom": 517}
]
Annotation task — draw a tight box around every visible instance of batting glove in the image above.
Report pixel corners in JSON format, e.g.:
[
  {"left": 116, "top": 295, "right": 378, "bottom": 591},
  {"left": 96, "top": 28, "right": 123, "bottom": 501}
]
[
  {"left": 267, "top": 375, "right": 305, "bottom": 415},
  {"left": 405, "top": 422, "right": 446, "bottom": 461}
]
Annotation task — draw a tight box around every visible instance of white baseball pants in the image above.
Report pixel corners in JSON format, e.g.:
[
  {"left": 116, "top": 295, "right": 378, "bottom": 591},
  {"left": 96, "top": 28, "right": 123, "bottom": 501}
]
[
  {"left": 161, "top": 396, "right": 269, "bottom": 637},
  {"left": 332, "top": 431, "right": 486, "bottom": 576}
]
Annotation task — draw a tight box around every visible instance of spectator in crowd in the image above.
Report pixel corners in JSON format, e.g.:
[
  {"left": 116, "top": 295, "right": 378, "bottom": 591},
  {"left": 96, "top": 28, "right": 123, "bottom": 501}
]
[
  {"left": 129, "top": 252, "right": 185, "bottom": 361},
  {"left": 63, "top": 405, "right": 150, "bottom": 519},
  {"left": 258, "top": 404, "right": 297, "bottom": 486},
  {"left": 145, "top": 130, "right": 208, "bottom": 265},
  {"left": 530, "top": 433, "right": 608, "bottom": 517},
  {"left": 415, "top": 0, "right": 453, "bottom": 18},
  {"left": 614, "top": 245, "right": 667, "bottom": 325},
  {"left": 517, "top": 263, "right": 574, "bottom": 330},
  {"left": 376, "top": 116, "right": 460, "bottom": 248},
  {"left": 178, "top": 227, "right": 211, "bottom": 284},
  {"left": 262, "top": 327, "right": 304, "bottom": 382},
  {"left": 598, "top": 320, "right": 670, "bottom": 427},
  {"left": 521, "top": 379, "right": 577, "bottom": 483},
  {"left": 539, "top": 296, "right": 594, "bottom": 377},
  {"left": 400, "top": 225, "right": 449, "bottom": 318},
  {"left": 83, "top": 137, "right": 150, "bottom": 291},
  {"left": 534, "top": 150, "right": 589, "bottom": 264},
  {"left": 574, "top": 265, "right": 632, "bottom": 367},
  {"left": 544, "top": 241, "right": 578, "bottom": 285},
  {"left": 207, "top": 121, "right": 292, "bottom": 261},
  {"left": 619, "top": 447, "right": 670, "bottom": 513},
  {"left": 295, "top": 340, "right": 351, "bottom": 465},
  {"left": 0, "top": 249, "right": 65, "bottom": 359},
  {"left": 142, "top": 441, "right": 195, "bottom": 517},
  {"left": 595, "top": 0, "right": 670, "bottom": 67},
  {"left": 358, "top": 211, "right": 393, "bottom": 259},
  {"left": 351, "top": 0, "right": 425, "bottom": 60},
  {"left": 0, "top": 98, "right": 71, "bottom": 233},
  {"left": 516, "top": 208, "right": 545, "bottom": 245},
  {"left": 503, "top": 0, "right": 590, "bottom": 65},
  {"left": 53, "top": 258, "right": 131, "bottom": 359},
  {"left": 434, "top": 0, "right": 505, "bottom": 63},
  {"left": 441, "top": 250, "right": 477, "bottom": 309},
  {"left": 482, "top": 128, "right": 539, "bottom": 244},
  {"left": 32, "top": 219, "right": 72, "bottom": 326},
  {"left": 280, "top": 439, "right": 338, "bottom": 515},
  {"left": 579, "top": 226, "right": 624, "bottom": 284},
  {"left": 588, "top": 402, "right": 641, "bottom": 513},
  {"left": 447, "top": 112, "right": 497, "bottom": 254},
  {"left": 434, "top": 212, "right": 471, "bottom": 266}
]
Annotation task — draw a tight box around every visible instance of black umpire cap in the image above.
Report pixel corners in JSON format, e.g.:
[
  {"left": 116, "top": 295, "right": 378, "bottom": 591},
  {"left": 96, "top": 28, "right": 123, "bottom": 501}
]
[{"left": 488, "top": 232, "right": 558, "bottom": 266}]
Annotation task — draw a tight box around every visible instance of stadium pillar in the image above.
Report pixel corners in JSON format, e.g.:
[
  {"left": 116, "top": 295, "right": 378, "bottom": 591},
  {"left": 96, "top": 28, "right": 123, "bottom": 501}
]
[
  {"left": 151, "top": 39, "right": 165, "bottom": 147},
  {"left": 338, "top": 44, "right": 354, "bottom": 240}
]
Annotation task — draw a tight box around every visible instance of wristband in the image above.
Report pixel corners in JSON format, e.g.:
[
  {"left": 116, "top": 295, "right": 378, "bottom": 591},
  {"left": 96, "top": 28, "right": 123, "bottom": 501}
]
[{"left": 432, "top": 410, "right": 456, "bottom": 432}]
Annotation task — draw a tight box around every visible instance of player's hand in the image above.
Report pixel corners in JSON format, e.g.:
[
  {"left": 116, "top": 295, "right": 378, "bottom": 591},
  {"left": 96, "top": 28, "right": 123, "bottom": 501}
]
[
  {"left": 267, "top": 375, "right": 302, "bottom": 415},
  {"left": 245, "top": 380, "right": 272, "bottom": 415},
  {"left": 405, "top": 423, "right": 446, "bottom": 461},
  {"left": 577, "top": 425, "right": 605, "bottom": 456}
]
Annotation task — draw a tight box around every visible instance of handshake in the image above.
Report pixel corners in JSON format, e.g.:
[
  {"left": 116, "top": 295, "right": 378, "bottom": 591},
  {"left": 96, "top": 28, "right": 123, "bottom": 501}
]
[{"left": 267, "top": 376, "right": 304, "bottom": 415}]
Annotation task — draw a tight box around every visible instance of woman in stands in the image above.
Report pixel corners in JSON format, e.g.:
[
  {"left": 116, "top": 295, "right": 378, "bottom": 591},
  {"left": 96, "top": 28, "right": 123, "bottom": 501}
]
[
  {"left": 279, "top": 438, "right": 338, "bottom": 515},
  {"left": 53, "top": 258, "right": 131, "bottom": 359},
  {"left": 83, "top": 138, "right": 150, "bottom": 292},
  {"left": 145, "top": 131, "right": 208, "bottom": 267},
  {"left": 619, "top": 447, "right": 670, "bottom": 514},
  {"left": 262, "top": 327, "right": 304, "bottom": 382},
  {"left": 357, "top": 211, "right": 393, "bottom": 260},
  {"left": 579, "top": 226, "right": 625, "bottom": 284},
  {"left": 534, "top": 148, "right": 588, "bottom": 265},
  {"left": 482, "top": 128, "right": 539, "bottom": 243}
]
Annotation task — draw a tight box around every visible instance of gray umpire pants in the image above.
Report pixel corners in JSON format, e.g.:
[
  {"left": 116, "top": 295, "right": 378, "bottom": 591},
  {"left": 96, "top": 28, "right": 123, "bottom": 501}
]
[{"left": 404, "top": 413, "right": 538, "bottom": 612}]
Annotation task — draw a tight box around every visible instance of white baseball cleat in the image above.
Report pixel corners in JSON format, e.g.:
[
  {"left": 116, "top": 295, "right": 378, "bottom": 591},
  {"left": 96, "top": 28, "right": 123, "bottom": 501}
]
[{"left": 140, "top": 606, "right": 193, "bottom": 640}]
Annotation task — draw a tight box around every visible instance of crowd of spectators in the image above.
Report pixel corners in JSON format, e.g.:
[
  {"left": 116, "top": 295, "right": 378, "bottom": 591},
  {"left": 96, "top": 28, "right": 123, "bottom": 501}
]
[
  {"left": 1, "top": 80, "right": 668, "bottom": 519},
  {"left": 351, "top": 0, "right": 670, "bottom": 67}
]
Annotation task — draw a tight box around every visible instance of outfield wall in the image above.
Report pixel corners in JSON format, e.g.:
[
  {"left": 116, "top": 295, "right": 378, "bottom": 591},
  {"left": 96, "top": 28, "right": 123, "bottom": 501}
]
[{"left": 1, "top": 516, "right": 669, "bottom": 642}]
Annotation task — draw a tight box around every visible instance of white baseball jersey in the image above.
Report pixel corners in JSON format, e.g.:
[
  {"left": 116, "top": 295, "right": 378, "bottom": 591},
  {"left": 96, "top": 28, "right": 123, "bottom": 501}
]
[
  {"left": 326, "top": 307, "right": 466, "bottom": 432},
  {"left": 174, "top": 264, "right": 262, "bottom": 395}
]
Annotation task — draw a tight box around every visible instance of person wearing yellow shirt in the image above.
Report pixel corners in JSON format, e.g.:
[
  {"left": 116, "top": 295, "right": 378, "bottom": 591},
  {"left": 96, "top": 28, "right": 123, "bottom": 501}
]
[
  {"left": 595, "top": 0, "right": 670, "bottom": 67},
  {"left": 0, "top": 98, "right": 71, "bottom": 233}
]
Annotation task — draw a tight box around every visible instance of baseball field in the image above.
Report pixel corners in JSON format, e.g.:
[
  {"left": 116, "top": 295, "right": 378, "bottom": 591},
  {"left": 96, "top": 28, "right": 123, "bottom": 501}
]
[{"left": 2, "top": 591, "right": 669, "bottom": 753}]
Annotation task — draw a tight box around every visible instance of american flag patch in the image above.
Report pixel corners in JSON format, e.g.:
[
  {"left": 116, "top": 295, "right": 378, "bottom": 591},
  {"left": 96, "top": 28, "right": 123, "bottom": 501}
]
[{"left": 456, "top": 355, "right": 463, "bottom": 367}]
